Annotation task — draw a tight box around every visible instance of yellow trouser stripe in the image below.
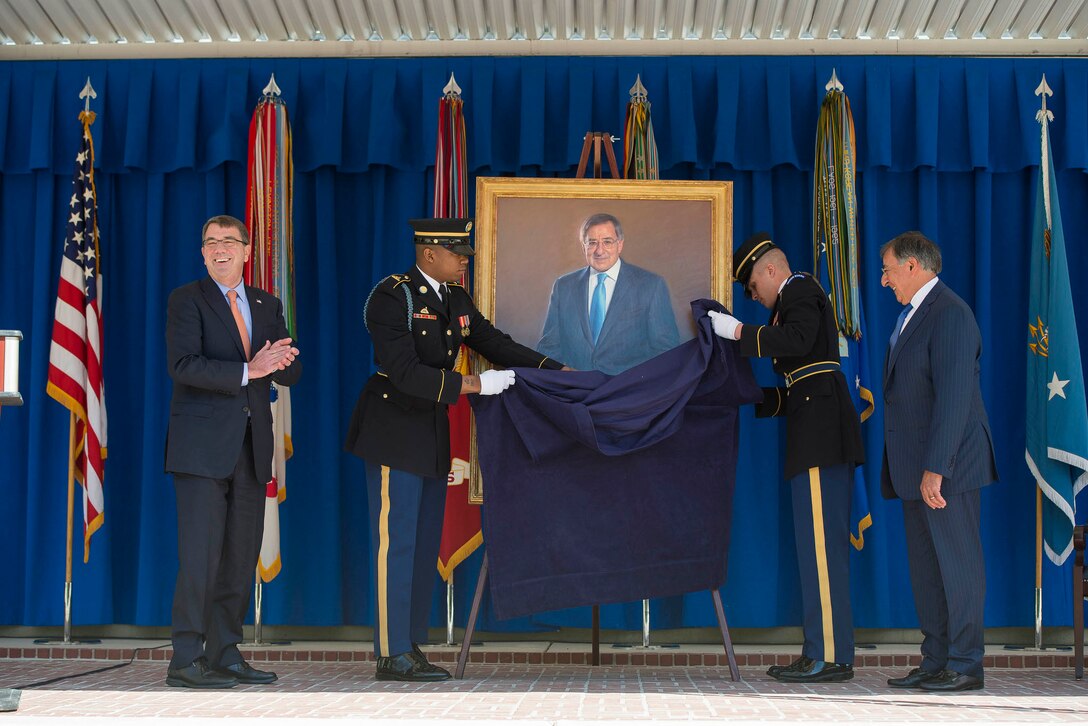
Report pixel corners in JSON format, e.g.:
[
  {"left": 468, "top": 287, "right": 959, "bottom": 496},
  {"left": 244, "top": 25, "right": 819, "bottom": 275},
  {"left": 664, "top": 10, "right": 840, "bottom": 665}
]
[
  {"left": 808, "top": 466, "right": 835, "bottom": 663},
  {"left": 378, "top": 466, "right": 392, "bottom": 657}
]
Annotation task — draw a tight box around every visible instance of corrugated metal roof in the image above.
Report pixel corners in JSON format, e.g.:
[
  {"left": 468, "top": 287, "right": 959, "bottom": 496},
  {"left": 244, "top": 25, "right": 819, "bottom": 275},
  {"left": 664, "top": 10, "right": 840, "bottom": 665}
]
[{"left": 0, "top": 0, "right": 1085, "bottom": 57}]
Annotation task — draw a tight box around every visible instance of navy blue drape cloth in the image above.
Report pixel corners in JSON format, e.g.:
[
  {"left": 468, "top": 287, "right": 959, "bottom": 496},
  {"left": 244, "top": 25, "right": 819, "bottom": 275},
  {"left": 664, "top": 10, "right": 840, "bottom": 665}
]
[
  {"left": 2, "top": 56, "right": 1088, "bottom": 632},
  {"left": 472, "top": 301, "right": 761, "bottom": 620}
]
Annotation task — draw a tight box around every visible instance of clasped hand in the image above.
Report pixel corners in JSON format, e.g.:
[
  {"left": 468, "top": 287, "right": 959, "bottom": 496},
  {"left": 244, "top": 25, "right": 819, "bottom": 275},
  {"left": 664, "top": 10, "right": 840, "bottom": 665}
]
[{"left": 248, "top": 338, "right": 299, "bottom": 378}]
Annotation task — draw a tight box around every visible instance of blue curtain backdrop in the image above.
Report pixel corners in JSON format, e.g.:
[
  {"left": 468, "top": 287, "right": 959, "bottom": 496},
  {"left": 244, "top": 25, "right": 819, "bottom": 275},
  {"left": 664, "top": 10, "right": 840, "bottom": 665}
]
[{"left": 1, "top": 55, "right": 1087, "bottom": 634}]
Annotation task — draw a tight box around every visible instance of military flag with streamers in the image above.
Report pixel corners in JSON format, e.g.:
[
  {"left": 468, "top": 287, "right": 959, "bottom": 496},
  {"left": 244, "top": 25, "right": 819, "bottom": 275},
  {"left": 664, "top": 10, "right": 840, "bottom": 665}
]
[
  {"left": 245, "top": 76, "right": 295, "bottom": 582},
  {"left": 623, "top": 75, "right": 659, "bottom": 180},
  {"left": 1026, "top": 77, "right": 1088, "bottom": 566},
  {"left": 812, "top": 73, "right": 874, "bottom": 550},
  {"left": 46, "top": 108, "right": 107, "bottom": 563},
  {"left": 434, "top": 73, "right": 481, "bottom": 581}
]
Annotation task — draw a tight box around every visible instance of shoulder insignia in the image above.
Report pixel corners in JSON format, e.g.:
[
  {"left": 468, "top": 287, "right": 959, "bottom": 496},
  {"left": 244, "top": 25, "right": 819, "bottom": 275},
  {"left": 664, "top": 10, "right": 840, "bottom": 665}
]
[
  {"left": 389, "top": 274, "right": 411, "bottom": 288},
  {"left": 448, "top": 281, "right": 465, "bottom": 288}
]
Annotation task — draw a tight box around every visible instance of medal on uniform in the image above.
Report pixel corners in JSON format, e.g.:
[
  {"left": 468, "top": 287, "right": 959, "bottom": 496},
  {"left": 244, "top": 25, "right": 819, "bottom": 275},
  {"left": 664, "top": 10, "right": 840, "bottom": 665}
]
[{"left": 459, "top": 314, "right": 470, "bottom": 337}]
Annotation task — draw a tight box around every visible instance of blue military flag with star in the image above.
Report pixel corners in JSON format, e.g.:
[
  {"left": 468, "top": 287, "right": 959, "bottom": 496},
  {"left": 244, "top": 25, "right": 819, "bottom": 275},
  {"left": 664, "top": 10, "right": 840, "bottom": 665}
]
[{"left": 1026, "top": 128, "right": 1088, "bottom": 565}]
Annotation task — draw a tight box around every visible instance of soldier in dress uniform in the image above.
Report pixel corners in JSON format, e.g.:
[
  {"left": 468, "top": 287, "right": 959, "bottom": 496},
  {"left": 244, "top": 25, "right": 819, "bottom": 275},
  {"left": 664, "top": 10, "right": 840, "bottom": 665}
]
[
  {"left": 344, "top": 217, "right": 565, "bottom": 682},
  {"left": 707, "top": 232, "right": 864, "bottom": 683}
]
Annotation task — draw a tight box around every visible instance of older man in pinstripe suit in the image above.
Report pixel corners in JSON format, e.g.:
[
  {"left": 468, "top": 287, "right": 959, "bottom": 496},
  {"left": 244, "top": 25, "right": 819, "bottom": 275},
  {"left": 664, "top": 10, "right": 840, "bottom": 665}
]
[{"left": 879, "top": 231, "right": 998, "bottom": 693}]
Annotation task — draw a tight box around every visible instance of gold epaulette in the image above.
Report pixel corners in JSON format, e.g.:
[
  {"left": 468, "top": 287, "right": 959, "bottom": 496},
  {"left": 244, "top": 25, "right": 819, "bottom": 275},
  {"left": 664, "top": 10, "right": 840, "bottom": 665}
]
[
  {"left": 448, "top": 280, "right": 465, "bottom": 288},
  {"left": 389, "top": 274, "right": 411, "bottom": 288}
]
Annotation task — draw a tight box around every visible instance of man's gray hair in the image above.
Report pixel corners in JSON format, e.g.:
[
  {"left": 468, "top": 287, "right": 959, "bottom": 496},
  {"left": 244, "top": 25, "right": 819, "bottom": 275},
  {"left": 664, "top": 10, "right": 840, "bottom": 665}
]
[
  {"left": 880, "top": 231, "right": 942, "bottom": 274},
  {"left": 580, "top": 213, "right": 624, "bottom": 243}
]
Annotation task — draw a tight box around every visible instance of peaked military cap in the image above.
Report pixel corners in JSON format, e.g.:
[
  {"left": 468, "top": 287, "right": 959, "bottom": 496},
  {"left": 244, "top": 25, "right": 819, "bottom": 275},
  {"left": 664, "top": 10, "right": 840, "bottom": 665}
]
[
  {"left": 733, "top": 231, "right": 779, "bottom": 292},
  {"left": 409, "top": 217, "right": 475, "bottom": 256}
]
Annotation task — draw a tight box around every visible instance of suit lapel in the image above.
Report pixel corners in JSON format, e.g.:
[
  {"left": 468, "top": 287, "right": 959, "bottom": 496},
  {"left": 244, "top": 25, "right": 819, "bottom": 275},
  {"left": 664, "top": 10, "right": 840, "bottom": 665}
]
[
  {"left": 576, "top": 267, "right": 593, "bottom": 344},
  {"left": 885, "top": 280, "right": 944, "bottom": 382},
  {"left": 201, "top": 276, "right": 249, "bottom": 361},
  {"left": 246, "top": 284, "right": 272, "bottom": 346}
]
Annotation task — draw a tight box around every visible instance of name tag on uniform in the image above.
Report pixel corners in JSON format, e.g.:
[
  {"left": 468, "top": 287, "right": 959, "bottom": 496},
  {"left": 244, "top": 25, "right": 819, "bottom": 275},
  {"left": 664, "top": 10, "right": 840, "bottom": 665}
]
[{"left": 413, "top": 313, "right": 438, "bottom": 320}]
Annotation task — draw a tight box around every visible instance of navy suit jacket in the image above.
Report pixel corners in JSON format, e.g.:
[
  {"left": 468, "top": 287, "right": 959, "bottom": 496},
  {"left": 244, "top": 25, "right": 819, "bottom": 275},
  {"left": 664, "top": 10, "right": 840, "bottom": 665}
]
[
  {"left": 536, "top": 261, "right": 679, "bottom": 375},
  {"left": 164, "top": 276, "right": 301, "bottom": 483},
  {"left": 880, "top": 280, "right": 997, "bottom": 500}
]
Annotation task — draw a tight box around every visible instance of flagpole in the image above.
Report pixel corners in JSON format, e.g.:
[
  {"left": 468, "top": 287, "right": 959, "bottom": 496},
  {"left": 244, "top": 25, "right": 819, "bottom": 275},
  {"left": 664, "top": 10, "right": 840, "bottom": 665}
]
[
  {"left": 1036, "top": 486, "right": 1043, "bottom": 650},
  {"left": 63, "top": 412, "right": 76, "bottom": 643}
]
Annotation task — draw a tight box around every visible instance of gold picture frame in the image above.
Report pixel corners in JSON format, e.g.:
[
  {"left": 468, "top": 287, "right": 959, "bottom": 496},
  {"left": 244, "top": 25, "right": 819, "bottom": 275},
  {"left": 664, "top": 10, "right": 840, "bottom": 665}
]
[{"left": 468, "top": 177, "right": 734, "bottom": 503}]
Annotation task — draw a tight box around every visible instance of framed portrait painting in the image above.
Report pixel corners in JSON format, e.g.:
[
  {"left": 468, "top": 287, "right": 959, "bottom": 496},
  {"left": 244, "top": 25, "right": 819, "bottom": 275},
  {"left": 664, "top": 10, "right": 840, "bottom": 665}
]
[{"left": 467, "top": 177, "right": 733, "bottom": 502}]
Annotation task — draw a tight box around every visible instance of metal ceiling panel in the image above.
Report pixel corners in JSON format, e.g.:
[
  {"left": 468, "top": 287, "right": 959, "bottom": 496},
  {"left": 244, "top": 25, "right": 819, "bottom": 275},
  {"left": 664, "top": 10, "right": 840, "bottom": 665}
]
[
  {"left": 216, "top": 0, "right": 256, "bottom": 40},
  {"left": 246, "top": 0, "right": 286, "bottom": 40},
  {"left": 126, "top": 0, "right": 174, "bottom": 42},
  {"left": 1008, "top": 0, "right": 1054, "bottom": 36},
  {"left": 335, "top": 0, "right": 370, "bottom": 40},
  {"left": 982, "top": 0, "right": 1025, "bottom": 37},
  {"left": 275, "top": 0, "right": 315, "bottom": 40},
  {"left": 96, "top": 0, "right": 146, "bottom": 42},
  {"left": 0, "top": 0, "right": 1085, "bottom": 56},
  {"left": 37, "top": 0, "right": 87, "bottom": 43},
  {"left": 307, "top": 0, "right": 345, "bottom": 40},
  {"left": 0, "top": 2, "right": 33, "bottom": 43},
  {"left": 156, "top": 0, "right": 203, "bottom": 42},
  {"left": 11, "top": 0, "right": 61, "bottom": 43}
]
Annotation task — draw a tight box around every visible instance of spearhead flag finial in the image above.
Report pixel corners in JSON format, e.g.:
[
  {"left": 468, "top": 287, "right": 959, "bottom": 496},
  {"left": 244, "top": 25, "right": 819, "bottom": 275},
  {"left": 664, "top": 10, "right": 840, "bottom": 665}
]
[
  {"left": 825, "top": 68, "right": 843, "bottom": 92},
  {"left": 79, "top": 77, "right": 96, "bottom": 114},
  {"left": 262, "top": 73, "right": 282, "bottom": 98},
  {"left": 629, "top": 74, "right": 648, "bottom": 100},
  {"left": 443, "top": 72, "right": 462, "bottom": 98},
  {"left": 1036, "top": 74, "right": 1054, "bottom": 126}
]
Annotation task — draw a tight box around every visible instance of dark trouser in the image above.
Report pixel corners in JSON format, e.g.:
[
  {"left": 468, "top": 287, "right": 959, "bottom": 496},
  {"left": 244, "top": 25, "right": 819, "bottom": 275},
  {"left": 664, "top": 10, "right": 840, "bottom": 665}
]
[
  {"left": 790, "top": 463, "right": 855, "bottom": 665},
  {"left": 902, "top": 489, "right": 985, "bottom": 678},
  {"left": 170, "top": 426, "right": 265, "bottom": 670},
  {"left": 364, "top": 462, "right": 445, "bottom": 658}
]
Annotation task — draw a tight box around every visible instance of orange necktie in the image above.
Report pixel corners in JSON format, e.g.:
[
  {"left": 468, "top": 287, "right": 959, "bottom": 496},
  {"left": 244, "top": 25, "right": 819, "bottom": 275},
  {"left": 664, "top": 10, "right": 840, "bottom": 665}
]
[{"left": 226, "top": 289, "right": 251, "bottom": 360}]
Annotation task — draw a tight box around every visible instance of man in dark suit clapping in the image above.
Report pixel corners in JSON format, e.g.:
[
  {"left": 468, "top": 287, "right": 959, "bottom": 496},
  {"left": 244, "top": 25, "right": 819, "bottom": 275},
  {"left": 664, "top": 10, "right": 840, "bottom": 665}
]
[
  {"left": 879, "top": 231, "right": 997, "bottom": 692},
  {"left": 164, "top": 214, "right": 301, "bottom": 689}
]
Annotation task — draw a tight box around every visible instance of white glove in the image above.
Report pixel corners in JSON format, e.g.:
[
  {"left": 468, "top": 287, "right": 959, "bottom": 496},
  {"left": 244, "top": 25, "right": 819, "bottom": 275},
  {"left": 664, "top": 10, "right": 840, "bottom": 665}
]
[
  {"left": 479, "top": 369, "right": 516, "bottom": 396},
  {"left": 708, "top": 310, "right": 742, "bottom": 341}
]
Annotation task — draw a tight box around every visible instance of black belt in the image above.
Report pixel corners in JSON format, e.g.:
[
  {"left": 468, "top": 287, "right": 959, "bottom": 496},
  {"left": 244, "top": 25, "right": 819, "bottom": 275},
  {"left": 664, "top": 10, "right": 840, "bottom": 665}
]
[{"left": 784, "top": 361, "right": 840, "bottom": 388}]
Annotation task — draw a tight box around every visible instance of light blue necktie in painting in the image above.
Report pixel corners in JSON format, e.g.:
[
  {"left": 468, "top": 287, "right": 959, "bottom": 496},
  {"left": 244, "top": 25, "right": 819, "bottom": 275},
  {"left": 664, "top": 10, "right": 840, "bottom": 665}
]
[
  {"left": 889, "top": 303, "right": 912, "bottom": 348},
  {"left": 590, "top": 272, "right": 607, "bottom": 343}
]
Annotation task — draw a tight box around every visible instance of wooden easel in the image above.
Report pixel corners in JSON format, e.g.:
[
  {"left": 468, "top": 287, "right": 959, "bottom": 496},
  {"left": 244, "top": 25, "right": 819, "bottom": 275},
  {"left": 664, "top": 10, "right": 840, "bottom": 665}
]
[{"left": 455, "top": 134, "right": 740, "bottom": 681}]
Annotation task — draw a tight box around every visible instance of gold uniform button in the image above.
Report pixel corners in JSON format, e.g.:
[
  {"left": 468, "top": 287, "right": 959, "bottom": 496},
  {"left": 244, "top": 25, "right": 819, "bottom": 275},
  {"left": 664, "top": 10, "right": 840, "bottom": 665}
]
[
  {"left": 447, "top": 350, "right": 453, "bottom": 356},
  {"left": 382, "top": 393, "right": 389, "bottom": 399},
  {"left": 421, "top": 330, "right": 427, "bottom": 336},
  {"left": 446, "top": 330, "right": 452, "bottom": 336},
  {"left": 419, "top": 286, "right": 428, "bottom": 294}
]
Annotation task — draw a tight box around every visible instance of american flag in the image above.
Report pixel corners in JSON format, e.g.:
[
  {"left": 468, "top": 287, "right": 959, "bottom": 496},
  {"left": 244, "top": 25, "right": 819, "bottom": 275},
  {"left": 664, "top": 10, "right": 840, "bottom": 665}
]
[{"left": 46, "top": 110, "right": 106, "bottom": 563}]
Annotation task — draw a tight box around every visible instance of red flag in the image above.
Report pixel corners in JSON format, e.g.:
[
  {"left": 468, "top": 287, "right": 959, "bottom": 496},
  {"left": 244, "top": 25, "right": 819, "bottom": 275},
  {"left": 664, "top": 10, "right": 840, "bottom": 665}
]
[
  {"left": 46, "top": 110, "right": 107, "bottom": 563},
  {"left": 434, "top": 79, "right": 481, "bottom": 580},
  {"left": 245, "top": 83, "right": 295, "bottom": 582}
]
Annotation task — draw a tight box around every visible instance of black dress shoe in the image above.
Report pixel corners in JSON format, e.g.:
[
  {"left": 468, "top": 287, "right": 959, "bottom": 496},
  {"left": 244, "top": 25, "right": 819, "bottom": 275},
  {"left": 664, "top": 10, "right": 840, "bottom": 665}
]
[
  {"left": 213, "top": 660, "right": 278, "bottom": 684},
  {"left": 409, "top": 644, "right": 452, "bottom": 677},
  {"left": 776, "top": 659, "right": 854, "bottom": 683},
  {"left": 767, "top": 656, "right": 812, "bottom": 678},
  {"left": 918, "top": 669, "right": 983, "bottom": 692},
  {"left": 166, "top": 657, "right": 238, "bottom": 689},
  {"left": 376, "top": 652, "right": 451, "bottom": 682},
  {"left": 887, "top": 667, "right": 941, "bottom": 688}
]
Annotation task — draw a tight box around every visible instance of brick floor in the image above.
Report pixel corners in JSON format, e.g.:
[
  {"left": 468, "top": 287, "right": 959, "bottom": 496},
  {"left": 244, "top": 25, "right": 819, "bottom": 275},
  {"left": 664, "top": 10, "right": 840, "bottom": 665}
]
[{"left": 2, "top": 653, "right": 1088, "bottom": 723}]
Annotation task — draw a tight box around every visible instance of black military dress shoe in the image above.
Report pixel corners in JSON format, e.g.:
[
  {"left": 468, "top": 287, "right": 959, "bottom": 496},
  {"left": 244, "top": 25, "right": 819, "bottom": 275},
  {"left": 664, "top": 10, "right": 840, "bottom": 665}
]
[
  {"left": 376, "top": 652, "right": 451, "bottom": 682},
  {"left": 166, "top": 657, "right": 238, "bottom": 689},
  {"left": 775, "top": 659, "right": 854, "bottom": 683},
  {"left": 887, "top": 666, "right": 941, "bottom": 688},
  {"left": 214, "top": 660, "right": 278, "bottom": 684},
  {"left": 918, "top": 669, "right": 983, "bottom": 692},
  {"left": 767, "top": 656, "right": 812, "bottom": 678},
  {"left": 409, "top": 644, "right": 452, "bottom": 677}
]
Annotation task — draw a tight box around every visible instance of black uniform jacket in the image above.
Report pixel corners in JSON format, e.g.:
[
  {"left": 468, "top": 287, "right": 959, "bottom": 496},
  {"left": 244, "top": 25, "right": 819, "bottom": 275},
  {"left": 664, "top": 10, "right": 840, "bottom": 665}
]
[
  {"left": 165, "top": 276, "right": 301, "bottom": 483},
  {"left": 345, "top": 267, "right": 564, "bottom": 477},
  {"left": 736, "top": 272, "right": 864, "bottom": 480}
]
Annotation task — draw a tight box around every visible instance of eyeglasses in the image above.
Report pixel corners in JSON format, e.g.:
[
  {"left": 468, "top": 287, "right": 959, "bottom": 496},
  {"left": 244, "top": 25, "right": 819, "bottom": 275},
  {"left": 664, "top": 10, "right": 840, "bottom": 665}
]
[
  {"left": 203, "top": 237, "right": 245, "bottom": 249},
  {"left": 583, "top": 237, "right": 619, "bottom": 250}
]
